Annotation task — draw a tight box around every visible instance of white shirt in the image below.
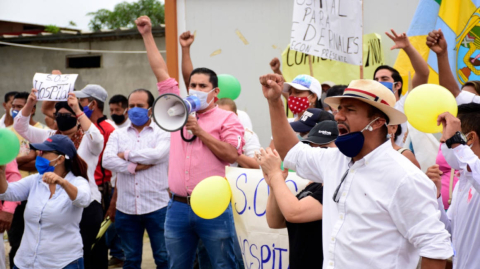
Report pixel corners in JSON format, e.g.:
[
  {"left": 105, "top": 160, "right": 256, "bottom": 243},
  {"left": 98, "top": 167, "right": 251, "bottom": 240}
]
[
  {"left": 0, "top": 114, "right": 5, "bottom": 128},
  {"left": 283, "top": 141, "right": 453, "bottom": 269},
  {"left": 456, "top": 90, "right": 480, "bottom": 105},
  {"left": 103, "top": 120, "right": 170, "bottom": 215},
  {"left": 0, "top": 172, "right": 90, "bottom": 269},
  {"left": 13, "top": 113, "right": 103, "bottom": 204},
  {"left": 395, "top": 93, "right": 408, "bottom": 147},
  {"left": 231, "top": 127, "right": 261, "bottom": 167},
  {"left": 438, "top": 144, "right": 480, "bottom": 269},
  {"left": 237, "top": 110, "right": 253, "bottom": 131},
  {"left": 115, "top": 118, "right": 131, "bottom": 130}
]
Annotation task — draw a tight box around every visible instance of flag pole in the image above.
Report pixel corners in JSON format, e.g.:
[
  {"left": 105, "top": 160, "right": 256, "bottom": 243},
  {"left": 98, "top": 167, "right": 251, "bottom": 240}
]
[{"left": 360, "top": 0, "right": 364, "bottom": 79}]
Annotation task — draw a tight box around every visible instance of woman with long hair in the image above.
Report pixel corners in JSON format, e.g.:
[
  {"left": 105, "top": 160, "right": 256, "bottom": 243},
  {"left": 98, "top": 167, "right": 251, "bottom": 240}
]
[{"left": 0, "top": 135, "right": 91, "bottom": 269}]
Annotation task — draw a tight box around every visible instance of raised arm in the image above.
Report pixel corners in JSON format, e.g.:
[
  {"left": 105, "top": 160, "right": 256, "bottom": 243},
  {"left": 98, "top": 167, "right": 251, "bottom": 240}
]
[
  {"left": 386, "top": 29, "right": 429, "bottom": 88},
  {"left": 137, "top": 16, "right": 170, "bottom": 82},
  {"left": 14, "top": 89, "right": 53, "bottom": 143},
  {"left": 0, "top": 166, "right": 34, "bottom": 202},
  {"left": 426, "top": 29, "right": 461, "bottom": 97},
  {"left": 41, "top": 70, "right": 62, "bottom": 119},
  {"left": 180, "top": 31, "right": 195, "bottom": 89},
  {"left": 260, "top": 74, "right": 299, "bottom": 159}
]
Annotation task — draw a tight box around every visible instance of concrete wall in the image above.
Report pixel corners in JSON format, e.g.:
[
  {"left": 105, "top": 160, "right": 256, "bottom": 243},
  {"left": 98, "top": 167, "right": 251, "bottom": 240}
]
[
  {"left": 0, "top": 37, "right": 166, "bottom": 123},
  {"left": 177, "top": 0, "right": 420, "bottom": 147}
]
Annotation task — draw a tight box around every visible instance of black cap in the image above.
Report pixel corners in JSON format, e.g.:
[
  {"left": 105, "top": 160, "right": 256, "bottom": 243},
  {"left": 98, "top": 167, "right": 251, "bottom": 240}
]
[
  {"left": 30, "top": 134, "right": 77, "bottom": 159},
  {"left": 302, "top": 120, "right": 338, "bottom": 145},
  {"left": 290, "top": 108, "right": 334, "bottom": 133}
]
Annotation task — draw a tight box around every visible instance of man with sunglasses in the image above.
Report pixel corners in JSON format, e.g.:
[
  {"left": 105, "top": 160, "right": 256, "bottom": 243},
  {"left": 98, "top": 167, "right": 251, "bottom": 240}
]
[{"left": 261, "top": 75, "right": 452, "bottom": 269}]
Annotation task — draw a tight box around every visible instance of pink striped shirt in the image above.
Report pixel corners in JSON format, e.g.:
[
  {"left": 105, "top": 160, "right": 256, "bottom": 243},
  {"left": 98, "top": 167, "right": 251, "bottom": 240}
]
[
  {"left": 2, "top": 160, "right": 21, "bottom": 214},
  {"left": 102, "top": 121, "right": 170, "bottom": 215},
  {"left": 157, "top": 79, "right": 245, "bottom": 197}
]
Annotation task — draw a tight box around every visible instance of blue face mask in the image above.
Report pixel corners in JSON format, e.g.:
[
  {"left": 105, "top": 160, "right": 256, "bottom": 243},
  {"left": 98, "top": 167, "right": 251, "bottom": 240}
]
[
  {"left": 83, "top": 101, "right": 94, "bottom": 118},
  {"left": 335, "top": 118, "right": 379, "bottom": 158},
  {"left": 10, "top": 108, "right": 19, "bottom": 119},
  {"left": 35, "top": 156, "right": 59, "bottom": 175},
  {"left": 128, "top": 107, "right": 151, "bottom": 126}
]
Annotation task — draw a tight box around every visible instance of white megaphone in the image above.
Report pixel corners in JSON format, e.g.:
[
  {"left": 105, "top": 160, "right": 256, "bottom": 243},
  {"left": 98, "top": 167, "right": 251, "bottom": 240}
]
[{"left": 152, "top": 93, "right": 202, "bottom": 133}]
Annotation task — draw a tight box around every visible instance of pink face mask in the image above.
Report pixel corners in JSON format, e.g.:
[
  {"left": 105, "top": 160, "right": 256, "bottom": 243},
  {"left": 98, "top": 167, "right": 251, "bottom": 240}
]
[{"left": 288, "top": 95, "right": 309, "bottom": 114}]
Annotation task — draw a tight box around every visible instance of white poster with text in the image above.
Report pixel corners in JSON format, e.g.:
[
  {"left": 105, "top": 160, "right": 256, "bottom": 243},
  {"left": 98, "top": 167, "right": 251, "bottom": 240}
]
[
  {"left": 33, "top": 73, "right": 78, "bottom": 101},
  {"left": 290, "top": 0, "right": 363, "bottom": 65},
  {"left": 226, "top": 167, "right": 309, "bottom": 269}
]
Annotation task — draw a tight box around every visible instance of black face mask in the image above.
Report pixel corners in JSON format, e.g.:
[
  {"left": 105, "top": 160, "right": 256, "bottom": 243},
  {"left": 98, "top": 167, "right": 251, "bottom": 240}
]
[
  {"left": 56, "top": 115, "right": 78, "bottom": 131},
  {"left": 111, "top": 114, "right": 126, "bottom": 125}
]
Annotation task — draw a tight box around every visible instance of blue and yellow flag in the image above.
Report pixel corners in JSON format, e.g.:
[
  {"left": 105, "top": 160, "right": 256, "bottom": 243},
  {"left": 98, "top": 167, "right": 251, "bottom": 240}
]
[{"left": 394, "top": 0, "right": 480, "bottom": 88}]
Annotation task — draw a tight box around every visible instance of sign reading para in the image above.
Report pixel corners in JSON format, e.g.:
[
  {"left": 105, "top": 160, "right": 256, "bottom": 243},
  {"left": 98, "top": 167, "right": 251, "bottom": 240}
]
[
  {"left": 290, "top": 0, "right": 363, "bottom": 65},
  {"left": 226, "top": 167, "right": 309, "bottom": 269},
  {"left": 33, "top": 73, "right": 78, "bottom": 101}
]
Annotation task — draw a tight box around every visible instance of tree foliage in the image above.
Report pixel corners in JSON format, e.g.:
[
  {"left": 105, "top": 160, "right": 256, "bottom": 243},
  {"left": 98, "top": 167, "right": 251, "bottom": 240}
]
[
  {"left": 45, "top": 25, "right": 60, "bottom": 34},
  {"left": 87, "top": 0, "right": 164, "bottom": 31}
]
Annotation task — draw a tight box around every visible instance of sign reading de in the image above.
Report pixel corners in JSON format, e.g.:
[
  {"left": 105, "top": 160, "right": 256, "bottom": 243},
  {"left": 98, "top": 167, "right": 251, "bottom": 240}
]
[
  {"left": 33, "top": 73, "right": 78, "bottom": 101},
  {"left": 290, "top": 0, "right": 363, "bottom": 65},
  {"left": 226, "top": 167, "right": 309, "bottom": 269}
]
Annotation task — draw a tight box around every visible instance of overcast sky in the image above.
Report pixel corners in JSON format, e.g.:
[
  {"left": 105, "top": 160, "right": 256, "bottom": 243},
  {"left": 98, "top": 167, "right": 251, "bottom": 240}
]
[{"left": 0, "top": 0, "right": 155, "bottom": 30}]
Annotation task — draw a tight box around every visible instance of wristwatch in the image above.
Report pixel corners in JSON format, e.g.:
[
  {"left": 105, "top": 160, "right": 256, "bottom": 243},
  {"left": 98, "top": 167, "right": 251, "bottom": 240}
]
[{"left": 445, "top": 131, "right": 467, "bottom": 148}]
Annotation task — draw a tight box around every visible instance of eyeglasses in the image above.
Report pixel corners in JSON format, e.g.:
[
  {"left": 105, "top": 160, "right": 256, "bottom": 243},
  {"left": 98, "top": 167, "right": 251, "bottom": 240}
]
[{"left": 332, "top": 169, "right": 350, "bottom": 203}]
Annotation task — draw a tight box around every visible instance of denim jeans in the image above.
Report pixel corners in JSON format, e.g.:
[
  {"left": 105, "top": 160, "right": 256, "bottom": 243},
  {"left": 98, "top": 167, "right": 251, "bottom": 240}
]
[
  {"left": 115, "top": 207, "right": 168, "bottom": 269},
  {"left": 165, "top": 196, "right": 236, "bottom": 269},
  {"left": 197, "top": 230, "right": 245, "bottom": 269},
  {"left": 14, "top": 258, "right": 84, "bottom": 269}
]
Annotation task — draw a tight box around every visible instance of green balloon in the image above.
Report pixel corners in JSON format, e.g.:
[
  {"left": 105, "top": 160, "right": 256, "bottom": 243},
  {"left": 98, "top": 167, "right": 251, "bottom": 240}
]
[
  {"left": 0, "top": 129, "right": 20, "bottom": 165},
  {"left": 217, "top": 74, "right": 241, "bottom": 100}
]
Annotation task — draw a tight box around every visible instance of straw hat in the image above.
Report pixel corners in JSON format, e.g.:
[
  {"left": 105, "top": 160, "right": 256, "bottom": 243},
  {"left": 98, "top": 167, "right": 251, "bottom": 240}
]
[{"left": 324, "top": 79, "right": 407, "bottom": 125}]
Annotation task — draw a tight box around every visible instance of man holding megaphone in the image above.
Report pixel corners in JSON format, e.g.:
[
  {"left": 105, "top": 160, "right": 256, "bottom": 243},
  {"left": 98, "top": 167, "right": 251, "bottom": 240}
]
[{"left": 137, "top": 16, "right": 245, "bottom": 269}]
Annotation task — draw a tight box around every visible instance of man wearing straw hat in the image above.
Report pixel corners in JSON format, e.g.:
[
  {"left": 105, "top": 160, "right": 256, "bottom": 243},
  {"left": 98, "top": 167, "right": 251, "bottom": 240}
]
[{"left": 258, "top": 74, "right": 452, "bottom": 269}]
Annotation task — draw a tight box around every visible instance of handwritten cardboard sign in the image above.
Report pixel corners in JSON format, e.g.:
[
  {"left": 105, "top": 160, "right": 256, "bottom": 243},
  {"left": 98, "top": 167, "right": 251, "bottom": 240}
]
[
  {"left": 226, "top": 167, "right": 309, "bottom": 269},
  {"left": 32, "top": 73, "right": 78, "bottom": 101},
  {"left": 290, "top": 0, "right": 363, "bottom": 65}
]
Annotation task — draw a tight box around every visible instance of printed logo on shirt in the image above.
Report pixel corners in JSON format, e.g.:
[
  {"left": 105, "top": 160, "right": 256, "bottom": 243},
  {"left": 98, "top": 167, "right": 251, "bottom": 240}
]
[
  {"left": 467, "top": 188, "right": 475, "bottom": 204},
  {"left": 236, "top": 135, "right": 242, "bottom": 149},
  {"left": 46, "top": 138, "right": 53, "bottom": 142}
]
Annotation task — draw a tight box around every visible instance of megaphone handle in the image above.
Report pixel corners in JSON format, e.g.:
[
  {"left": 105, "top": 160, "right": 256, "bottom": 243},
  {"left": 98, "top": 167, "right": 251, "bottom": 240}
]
[{"left": 181, "top": 128, "right": 197, "bottom": 142}]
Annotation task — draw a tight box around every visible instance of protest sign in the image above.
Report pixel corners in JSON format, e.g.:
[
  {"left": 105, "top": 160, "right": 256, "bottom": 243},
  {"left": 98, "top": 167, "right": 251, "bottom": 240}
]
[
  {"left": 290, "top": 0, "right": 363, "bottom": 65},
  {"left": 282, "top": 33, "right": 384, "bottom": 85},
  {"left": 226, "top": 167, "right": 309, "bottom": 269},
  {"left": 33, "top": 73, "right": 78, "bottom": 101}
]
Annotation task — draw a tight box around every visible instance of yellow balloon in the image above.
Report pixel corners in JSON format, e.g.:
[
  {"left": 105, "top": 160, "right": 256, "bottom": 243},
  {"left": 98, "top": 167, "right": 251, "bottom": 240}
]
[
  {"left": 404, "top": 84, "right": 458, "bottom": 133},
  {"left": 191, "top": 176, "right": 232, "bottom": 219}
]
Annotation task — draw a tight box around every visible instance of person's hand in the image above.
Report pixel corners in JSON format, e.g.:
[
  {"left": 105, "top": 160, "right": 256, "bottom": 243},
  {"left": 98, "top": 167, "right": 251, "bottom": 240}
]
[
  {"left": 437, "top": 112, "right": 462, "bottom": 143},
  {"left": 104, "top": 203, "right": 116, "bottom": 222},
  {"left": 27, "top": 88, "right": 38, "bottom": 107},
  {"left": 185, "top": 115, "right": 203, "bottom": 136},
  {"left": 256, "top": 148, "right": 283, "bottom": 182},
  {"left": 52, "top": 70, "right": 62, "bottom": 75},
  {"left": 42, "top": 172, "right": 66, "bottom": 186},
  {"left": 259, "top": 74, "right": 284, "bottom": 101},
  {"left": 135, "top": 16, "right": 152, "bottom": 36},
  {"left": 426, "top": 165, "right": 443, "bottom": 198},
  {"left": 179, "top": 31, "right": 195, "bottom": 48},
  {"left": 270, "top": 58, "right": 281, "bottom": 73},
  {"left": 0, "top": 165, "right": 5, "bottom": 174},
  {"left": 0, "top": 211, "right": 13, "bottom": 233},
  {"left": 67, "top": 93, "right": 82, "bottom": 115},
  {"left": 426, "top": 29, "right": 447, "bottom": 56},
  {"left": 385, "top": 29, "right": 410, "bottom": 50},
  {"left": 135, "top": 164, "right": 153, "bottom": 171},
  {"left": 117, "top": 152, "right": 125, "bottom": 160}
]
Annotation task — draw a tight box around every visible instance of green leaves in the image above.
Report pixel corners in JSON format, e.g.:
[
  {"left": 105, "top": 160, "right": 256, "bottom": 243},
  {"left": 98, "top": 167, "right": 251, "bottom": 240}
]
[{"left": 87, "top": 0, "right": 165, "bottom": 31}]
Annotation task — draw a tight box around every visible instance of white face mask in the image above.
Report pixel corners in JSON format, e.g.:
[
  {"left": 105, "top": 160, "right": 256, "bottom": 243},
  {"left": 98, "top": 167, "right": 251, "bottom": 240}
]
[{"left": 189, "top": 89, "right": 215, "bottom": 110}]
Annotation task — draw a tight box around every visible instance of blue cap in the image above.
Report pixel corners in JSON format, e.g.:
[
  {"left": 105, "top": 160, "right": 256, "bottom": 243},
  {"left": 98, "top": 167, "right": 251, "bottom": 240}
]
[
  {"left": 30, "top": 135, "right": 77, "bottom": 159},
  {"left": 290, "top": 108, "right": 334, "bottom": 133}
]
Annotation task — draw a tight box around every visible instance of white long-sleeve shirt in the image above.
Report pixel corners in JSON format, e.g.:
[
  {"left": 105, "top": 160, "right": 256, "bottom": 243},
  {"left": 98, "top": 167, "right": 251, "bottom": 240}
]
[
  {"left": 13, "top": 113, "right": 103, "bottom": 204},
  {"left": 438, "top": 144, "right": 480, "bottom": 269},
  {"left": 283, "top": 141, "right": 453, "bottom": 269},
  {"left": 0, "top": 172, "right": 90, "bottom": 269},
  {"left": 103, "top": 121, "right": 170, "bottom": 215}
]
